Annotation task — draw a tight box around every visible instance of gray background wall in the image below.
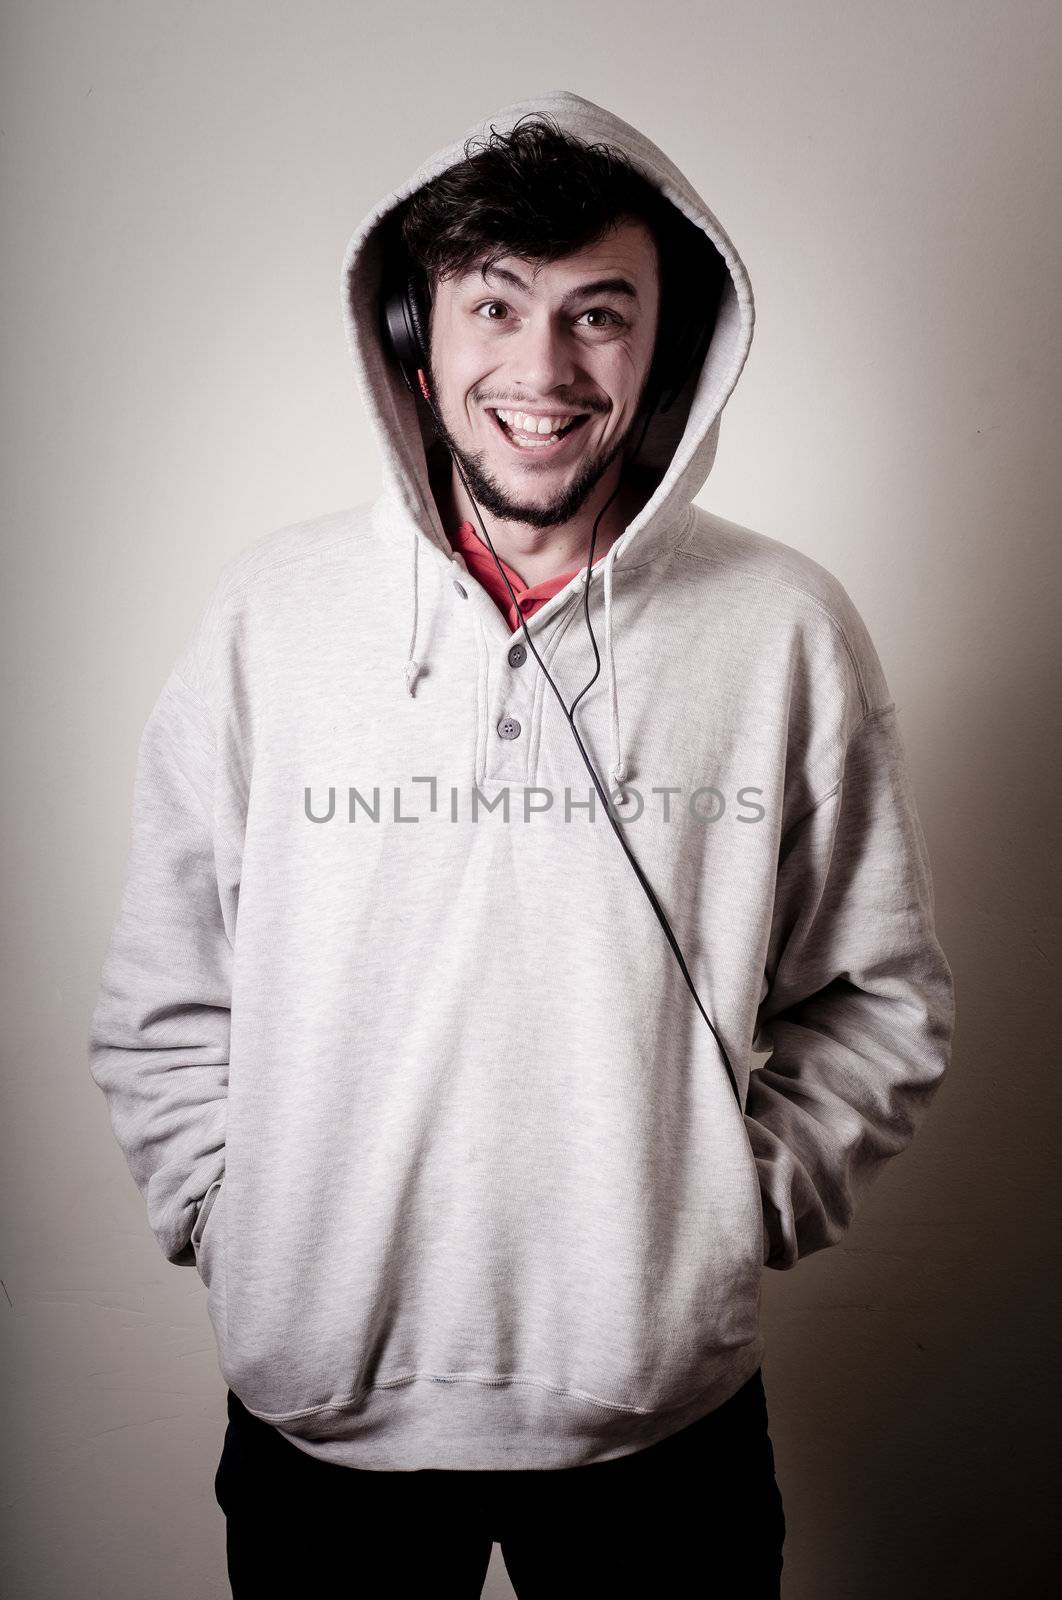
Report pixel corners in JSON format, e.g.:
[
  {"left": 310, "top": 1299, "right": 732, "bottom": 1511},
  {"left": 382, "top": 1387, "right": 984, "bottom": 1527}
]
[{"left": 2, "top": 1, "right": 1059, "bottom": 1595}]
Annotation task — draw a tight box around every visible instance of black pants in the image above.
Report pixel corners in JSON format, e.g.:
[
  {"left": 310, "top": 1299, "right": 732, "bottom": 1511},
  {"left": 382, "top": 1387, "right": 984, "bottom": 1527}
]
[{"left": 214, "top": 1367, "right": 786, "bottom": 1597}]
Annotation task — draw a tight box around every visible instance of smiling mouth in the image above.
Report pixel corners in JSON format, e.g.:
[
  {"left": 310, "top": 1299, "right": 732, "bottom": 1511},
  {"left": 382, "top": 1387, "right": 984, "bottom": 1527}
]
[{"left": 486, "top": 408, "right": 593, "bottom": 459}]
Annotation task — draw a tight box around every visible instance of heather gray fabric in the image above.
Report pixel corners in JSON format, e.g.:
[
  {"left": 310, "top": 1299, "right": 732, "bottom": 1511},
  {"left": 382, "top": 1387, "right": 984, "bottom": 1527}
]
[{"left": 88, "top": 89, "right": 955, "bottom": 1471}]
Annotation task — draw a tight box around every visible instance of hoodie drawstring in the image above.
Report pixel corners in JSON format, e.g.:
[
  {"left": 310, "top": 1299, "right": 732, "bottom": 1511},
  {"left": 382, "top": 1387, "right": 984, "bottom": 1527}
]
[
  {"left": 601, "top": 545, "right": 629, "bottom": 798},
  {"left": 404, "top": 528, "right": 422, "bottom": 696},
  {"left": 404, "top": 531, "right": 630, "bottom": 801}
]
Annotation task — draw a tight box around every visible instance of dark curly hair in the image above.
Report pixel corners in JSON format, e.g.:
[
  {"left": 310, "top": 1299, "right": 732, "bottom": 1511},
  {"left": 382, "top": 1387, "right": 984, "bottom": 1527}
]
[{"left": 390, "top": 114, "right": 724, "bottom": 407}]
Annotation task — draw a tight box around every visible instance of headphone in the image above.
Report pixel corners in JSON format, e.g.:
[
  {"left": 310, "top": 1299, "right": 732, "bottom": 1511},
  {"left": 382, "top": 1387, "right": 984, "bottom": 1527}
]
[{"left": 379, "top": 265, "right": 741, "bottom": 1109}]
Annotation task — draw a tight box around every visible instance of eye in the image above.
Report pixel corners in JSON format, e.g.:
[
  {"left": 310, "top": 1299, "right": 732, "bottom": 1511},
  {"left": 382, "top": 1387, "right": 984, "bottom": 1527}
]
[
  {"left": 471, "top": 301, "right": 626, "bottom": 330},
  {"left": 577, "top": 308, "right": 625, "bottom": 329}
]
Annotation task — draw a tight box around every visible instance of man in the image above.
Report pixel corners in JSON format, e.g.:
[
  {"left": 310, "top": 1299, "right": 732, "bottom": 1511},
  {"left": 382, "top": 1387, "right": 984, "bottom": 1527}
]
[{"left": 89, "top": 91, "right": 954, "bottom": 1597}]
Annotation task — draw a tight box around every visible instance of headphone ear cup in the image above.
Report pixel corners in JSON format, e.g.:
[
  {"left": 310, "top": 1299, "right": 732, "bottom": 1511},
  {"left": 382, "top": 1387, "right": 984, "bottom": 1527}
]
[
  {"left": 381, "top": 274, "right": 430, "bottom": 395},
  {"left": 405, "top": 274, "right": 430, "bottom": 370},
  {"left": 652, "top": 308, "right": 713, "bottom": 416},
  {"left": 641, "top": 318, "right": 685, "bottom": 418}
]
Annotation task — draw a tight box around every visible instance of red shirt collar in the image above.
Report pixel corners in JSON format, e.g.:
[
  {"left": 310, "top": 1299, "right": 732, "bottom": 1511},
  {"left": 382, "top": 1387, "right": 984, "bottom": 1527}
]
[{"left": 448, "top": 519, "right": 608, "bottom": 633}]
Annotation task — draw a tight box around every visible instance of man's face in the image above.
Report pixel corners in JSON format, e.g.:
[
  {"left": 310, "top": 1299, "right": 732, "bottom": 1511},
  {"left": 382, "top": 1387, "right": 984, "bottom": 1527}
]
[{"left": 425, "top": 217, "right": 660, "bottom": 530}]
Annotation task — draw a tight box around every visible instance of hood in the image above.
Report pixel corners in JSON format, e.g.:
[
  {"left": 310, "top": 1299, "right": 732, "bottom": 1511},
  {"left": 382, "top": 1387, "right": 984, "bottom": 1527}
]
[{"left": 339, "top": 88, "right": 755, "bottom": 790}]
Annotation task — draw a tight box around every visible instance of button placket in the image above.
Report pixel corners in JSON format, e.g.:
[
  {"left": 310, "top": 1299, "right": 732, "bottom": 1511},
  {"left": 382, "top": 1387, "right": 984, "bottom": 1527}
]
[
  {"left": 496, "top": 624, "right": 532, "bottom": 743},
  {"left": 484, "top": 596, "right": 583, "bottom": 786}
]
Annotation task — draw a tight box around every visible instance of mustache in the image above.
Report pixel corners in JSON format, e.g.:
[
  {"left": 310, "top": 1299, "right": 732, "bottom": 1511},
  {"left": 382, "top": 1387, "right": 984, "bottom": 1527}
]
[{"left": 480, "top": 399, "right": 605, "bottom": 414}]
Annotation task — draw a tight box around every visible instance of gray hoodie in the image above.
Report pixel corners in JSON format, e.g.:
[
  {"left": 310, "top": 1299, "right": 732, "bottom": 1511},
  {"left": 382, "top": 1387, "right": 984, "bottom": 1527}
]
[{"left": 88, "top": 88, "right": 955, "bottom": 1471}]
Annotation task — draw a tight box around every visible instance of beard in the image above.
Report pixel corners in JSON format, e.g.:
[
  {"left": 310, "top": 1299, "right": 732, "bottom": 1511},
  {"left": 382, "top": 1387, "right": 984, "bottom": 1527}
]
[{"left": 425, "top": 362, "right": 643, "bottom": 533}]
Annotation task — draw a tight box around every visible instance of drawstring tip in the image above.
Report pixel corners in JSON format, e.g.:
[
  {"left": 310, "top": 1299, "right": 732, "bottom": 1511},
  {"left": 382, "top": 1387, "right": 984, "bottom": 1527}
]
[{"left": 405, "top": 659, "right": 421, "bottom": 696}]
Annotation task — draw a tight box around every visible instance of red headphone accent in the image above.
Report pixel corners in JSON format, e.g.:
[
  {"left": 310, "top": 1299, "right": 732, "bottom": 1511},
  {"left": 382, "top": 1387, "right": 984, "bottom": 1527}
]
[{"left": 417, "top": 368, "right": 432, "bottom": 402}]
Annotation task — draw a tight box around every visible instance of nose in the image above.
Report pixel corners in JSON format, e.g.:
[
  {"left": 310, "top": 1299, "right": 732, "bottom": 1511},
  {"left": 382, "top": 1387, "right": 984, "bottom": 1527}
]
[{"left": 512, "top": 312, "right": 580, "bottom": 396}]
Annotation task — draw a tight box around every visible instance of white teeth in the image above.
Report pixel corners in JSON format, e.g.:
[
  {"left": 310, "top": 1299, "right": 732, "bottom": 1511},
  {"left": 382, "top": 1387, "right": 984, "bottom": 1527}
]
[{"left": 495, "top": 409, "right": 576, "bottom": 435}]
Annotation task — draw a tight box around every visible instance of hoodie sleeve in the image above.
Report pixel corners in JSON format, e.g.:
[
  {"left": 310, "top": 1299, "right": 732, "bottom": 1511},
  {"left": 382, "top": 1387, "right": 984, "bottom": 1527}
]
[
  {"left": 746, "top": 701, "right": 955, "bottom": 1271},
  {"left": 88, "top": 648, "right": 239, "bottom": 1269}
]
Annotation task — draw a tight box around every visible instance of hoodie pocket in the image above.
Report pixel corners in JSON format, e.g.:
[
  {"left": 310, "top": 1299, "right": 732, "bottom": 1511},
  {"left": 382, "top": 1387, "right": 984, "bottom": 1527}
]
[{"left": 191, "top": 1175, "right": 225, "bottom": 1290}]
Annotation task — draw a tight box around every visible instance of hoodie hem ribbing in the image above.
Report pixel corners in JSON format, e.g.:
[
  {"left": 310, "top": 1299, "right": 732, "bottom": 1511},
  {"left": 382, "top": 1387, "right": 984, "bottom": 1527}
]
[{"left": 242, "top": 1336, "right": 767, "bottom": 1472}]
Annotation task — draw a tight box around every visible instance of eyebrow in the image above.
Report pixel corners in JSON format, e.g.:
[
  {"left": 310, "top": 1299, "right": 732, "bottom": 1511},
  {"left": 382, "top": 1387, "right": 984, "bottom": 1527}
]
[{"left": 478, "top": 263, "right": 641, "bottom": 308}]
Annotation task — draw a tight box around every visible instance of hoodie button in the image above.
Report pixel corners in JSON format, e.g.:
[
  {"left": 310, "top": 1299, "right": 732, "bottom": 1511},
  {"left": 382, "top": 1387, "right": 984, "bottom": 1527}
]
[
  {"left": 497, "top": 715, "right": 522, "bottom": 740},
  {"left": 508, "top": 644, "right": 527, "bottom": 667},
  {"left": 452, "top": 580, "right": 468, "bottom": 598}
]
